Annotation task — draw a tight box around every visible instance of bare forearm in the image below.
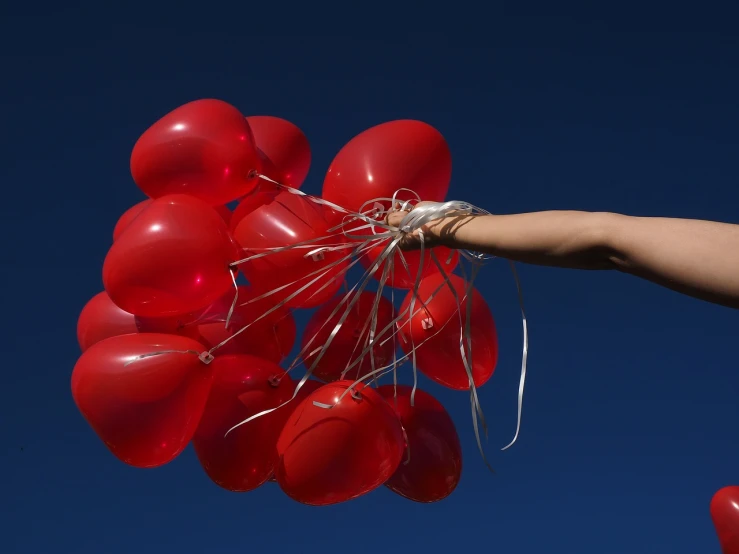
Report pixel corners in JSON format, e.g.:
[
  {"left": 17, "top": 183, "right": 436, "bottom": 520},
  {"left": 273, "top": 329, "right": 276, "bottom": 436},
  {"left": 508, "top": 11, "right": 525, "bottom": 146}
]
[
  {"left": 439, "top": 211, "right": 614, "bottom": 269},
  {"left": 607, "top": 215, "right": 739, "bottom": 308},
  {"left": 436, "top": 211, "right": 739, "bottom": 308}
]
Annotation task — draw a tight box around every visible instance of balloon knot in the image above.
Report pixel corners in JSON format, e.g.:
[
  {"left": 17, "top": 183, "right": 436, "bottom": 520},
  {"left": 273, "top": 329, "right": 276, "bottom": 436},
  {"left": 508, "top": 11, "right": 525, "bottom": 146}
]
[{"left": 198, "top": 351, "right": 215, "bottom": 364}]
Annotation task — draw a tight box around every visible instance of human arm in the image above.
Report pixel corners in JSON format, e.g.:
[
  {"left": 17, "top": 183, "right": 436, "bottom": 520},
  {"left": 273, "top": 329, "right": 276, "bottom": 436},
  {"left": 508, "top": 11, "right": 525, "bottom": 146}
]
[{"left": 387, "top": 210, "right": 739, "bottom": 309}]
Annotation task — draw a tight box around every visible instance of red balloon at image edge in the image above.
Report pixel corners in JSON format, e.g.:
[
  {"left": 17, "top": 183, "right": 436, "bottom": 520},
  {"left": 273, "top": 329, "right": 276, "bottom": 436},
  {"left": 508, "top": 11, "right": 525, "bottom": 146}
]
[
  {"left": 711, "top": 486, "right": 739, "bottom": 554},
  {"left": 246, "top": 116, "right": 311, "bottom": 189},
  {"left": 232, "top": 189, "right": 347, "bottom": 309},
  {"left": 71, "top": 333, "right": 213, "bottom": 468},
  {"left": 360, "top": 243, "right": 460, "bottom": 289},
  {"left": 193, "top": 286, "right": 296, "bottom": 364},
  {"left": 193, "top": 355, "right": 294, "bottom": 492},
  {"left": 377, "top": 385, "right": 462, "bottom": 503},
  {"left": 130, "top": 99, "right": 261, "bottom": 206},
  {"left": 301, "top": 291, "right": 396, "bottom": 383},
  {"left": 322, "top": 119, "right": 452, "bottom": 214},
  {"left": 398, "top": 273, "right": 498, "bottom": 390},
  {"left": 275, "top": 380, "right": 405, "bottom": 505},
  {"left": 103, "top": 194, "right": 241, "bottom": 318}
]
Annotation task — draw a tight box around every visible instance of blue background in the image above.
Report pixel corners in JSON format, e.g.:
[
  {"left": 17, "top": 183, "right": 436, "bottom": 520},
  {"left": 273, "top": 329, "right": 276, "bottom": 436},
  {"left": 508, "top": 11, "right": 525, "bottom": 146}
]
[{"left": 2, "top": 2, "right": 738, "bottom": 553}]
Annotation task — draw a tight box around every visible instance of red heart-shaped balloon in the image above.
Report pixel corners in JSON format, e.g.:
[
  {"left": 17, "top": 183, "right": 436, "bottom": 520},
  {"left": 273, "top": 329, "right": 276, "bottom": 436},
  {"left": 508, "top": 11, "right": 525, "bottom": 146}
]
[
  {"left": 194, "top": 285, "right": 296, "bottom": 364},
  {"left": 398, "top": 273, "right": 498, "bottom": 390},
  {"left": 378, "top": 385, "right": 462, "bottom": 503},
  {"left": 247, "top": 116, "right": 311, "bottom": 189},
  {"left": 103, "top": 194, "right": 241, "bottom": 318},
  {"left": 322, "top": 120, "right": 451, "bottom": 213},
  {"left": 71, "top": 333, "right": 213, "bottom": 468},
  {"left": 130, "top": 99, "right": 261, "bottom": 205},
  {"left": 711, "top": 486, "right": 739, "bottom": 554},
  {"left": 275, "top": 380, "right": 404, "bottom": 505},
  {"left": 301, "top": 291, "right": 396, "bottom": 383},
  {"left": 193, "top": 355, "right": 294, "bottom": 492},
  {"left": 232, "top": 188, "right": 347, "bottom": 309}
]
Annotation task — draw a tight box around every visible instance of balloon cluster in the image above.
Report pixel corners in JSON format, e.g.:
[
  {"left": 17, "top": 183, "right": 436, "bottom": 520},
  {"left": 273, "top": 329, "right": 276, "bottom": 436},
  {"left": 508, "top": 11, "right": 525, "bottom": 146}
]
[{"left": 73, "top": 99, "right": 523, "bottom": 506}]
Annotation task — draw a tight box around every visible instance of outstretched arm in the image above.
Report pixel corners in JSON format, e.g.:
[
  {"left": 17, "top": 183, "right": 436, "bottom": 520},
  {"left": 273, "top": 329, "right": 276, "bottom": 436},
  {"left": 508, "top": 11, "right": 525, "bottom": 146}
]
[{"left": 388, "top": 210, "right": 739, "bottom": 309}]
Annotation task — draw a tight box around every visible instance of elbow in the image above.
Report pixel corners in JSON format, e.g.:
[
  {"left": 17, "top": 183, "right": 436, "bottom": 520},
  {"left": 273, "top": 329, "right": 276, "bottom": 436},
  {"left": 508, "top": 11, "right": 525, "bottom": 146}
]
[
  {"left": 584, "top": 212, "right": 629, "bottom": 271},
  {"left": 593, "top": 212, "right": 642, "bottom": 272}
]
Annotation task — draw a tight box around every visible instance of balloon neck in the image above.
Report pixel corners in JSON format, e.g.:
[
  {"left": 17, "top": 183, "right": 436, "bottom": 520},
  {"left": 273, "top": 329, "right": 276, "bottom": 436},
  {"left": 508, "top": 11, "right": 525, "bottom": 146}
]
[
  {"left": 268, "top": 375, "right": 282, "bottom": 388},
  {"left": 198, "top": 351, "right": 215, "bottom": 365}
]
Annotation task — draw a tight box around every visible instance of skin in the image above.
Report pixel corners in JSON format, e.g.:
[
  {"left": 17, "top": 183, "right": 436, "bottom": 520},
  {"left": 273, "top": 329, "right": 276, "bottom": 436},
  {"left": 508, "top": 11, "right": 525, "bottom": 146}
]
[{"left": 386, "top": 208, "right": 739, "bottom": 310}]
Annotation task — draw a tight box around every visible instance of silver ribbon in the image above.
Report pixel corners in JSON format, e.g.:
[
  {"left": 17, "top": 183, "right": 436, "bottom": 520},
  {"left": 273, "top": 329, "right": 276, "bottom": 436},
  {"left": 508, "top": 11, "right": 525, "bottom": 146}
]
[{"left": 128, "top": 172, "right": 530, "bottom": 466}]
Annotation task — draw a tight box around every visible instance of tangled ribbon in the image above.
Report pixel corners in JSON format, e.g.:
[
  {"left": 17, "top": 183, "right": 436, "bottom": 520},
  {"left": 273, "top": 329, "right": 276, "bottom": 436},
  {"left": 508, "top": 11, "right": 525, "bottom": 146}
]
[{"left": 125, "top": 173, "right": 529, "bottom": 470}]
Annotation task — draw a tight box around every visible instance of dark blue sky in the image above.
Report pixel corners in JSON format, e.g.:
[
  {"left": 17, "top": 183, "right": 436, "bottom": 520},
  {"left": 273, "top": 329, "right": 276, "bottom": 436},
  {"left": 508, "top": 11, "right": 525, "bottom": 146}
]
[{"left": 2, "top": 2, "right": 738, "bottom": 553}]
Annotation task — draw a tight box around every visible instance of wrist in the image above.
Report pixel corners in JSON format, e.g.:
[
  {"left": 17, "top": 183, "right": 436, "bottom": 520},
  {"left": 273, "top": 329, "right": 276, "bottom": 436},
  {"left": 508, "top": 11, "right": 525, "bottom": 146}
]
[{"left": 425, "top": 214, "right": 477, "bottom": 248}]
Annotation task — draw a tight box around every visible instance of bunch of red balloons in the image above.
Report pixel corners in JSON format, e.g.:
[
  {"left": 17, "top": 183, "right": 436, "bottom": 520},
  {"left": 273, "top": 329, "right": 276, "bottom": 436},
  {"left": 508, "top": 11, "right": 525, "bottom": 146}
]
[{"left": 72, "top": 99, "right": 500, "bottom": 505}]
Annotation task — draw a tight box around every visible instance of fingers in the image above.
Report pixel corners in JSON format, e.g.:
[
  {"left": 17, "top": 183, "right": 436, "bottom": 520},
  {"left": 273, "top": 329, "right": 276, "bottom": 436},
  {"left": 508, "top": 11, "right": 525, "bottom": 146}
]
[
  {"left": 383, "top": 209, "right": 419, "bottom": 250},
  {"left": 386, "top": 210, "right": 409, "bottom": 228},
  {"left": 387, "top": 200, "right": 441, "bottom": 228}
]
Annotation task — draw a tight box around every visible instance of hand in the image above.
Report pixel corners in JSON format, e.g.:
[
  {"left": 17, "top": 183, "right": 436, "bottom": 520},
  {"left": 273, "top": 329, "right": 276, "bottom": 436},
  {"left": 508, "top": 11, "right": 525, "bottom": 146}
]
[{"left": 385, "top": 202, "right": 473, "bottom": 250}]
